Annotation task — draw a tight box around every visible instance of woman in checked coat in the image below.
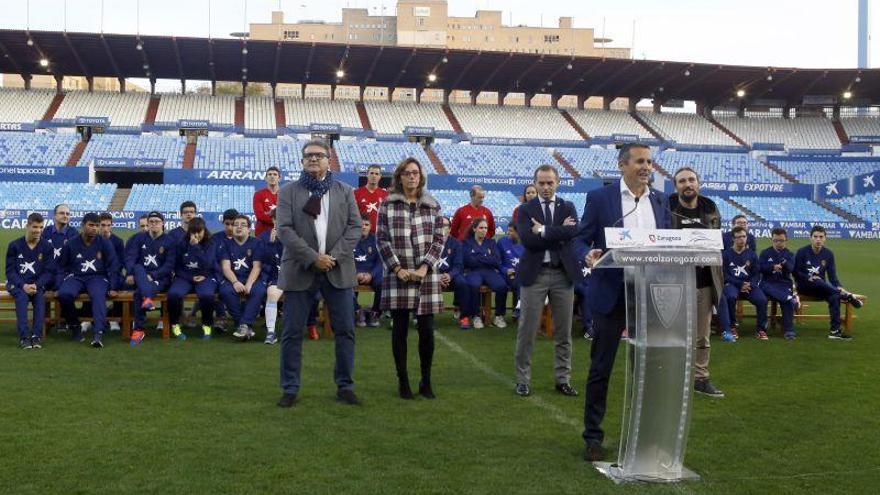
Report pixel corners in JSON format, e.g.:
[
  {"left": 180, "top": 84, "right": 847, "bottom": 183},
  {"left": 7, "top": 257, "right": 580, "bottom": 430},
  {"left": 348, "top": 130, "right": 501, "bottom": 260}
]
[{"left": 376, "top": 157, "right": 445, "bottom": 400}]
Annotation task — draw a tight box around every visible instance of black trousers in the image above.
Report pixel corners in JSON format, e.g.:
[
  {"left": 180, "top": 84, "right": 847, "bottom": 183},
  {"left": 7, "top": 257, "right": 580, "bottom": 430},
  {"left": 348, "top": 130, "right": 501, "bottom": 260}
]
[
  {"left": 582, "top": 296, "right": 627, "bottom": 445},
  {"left": 390, "top": 310, "right": 435, "bottom": 383}
]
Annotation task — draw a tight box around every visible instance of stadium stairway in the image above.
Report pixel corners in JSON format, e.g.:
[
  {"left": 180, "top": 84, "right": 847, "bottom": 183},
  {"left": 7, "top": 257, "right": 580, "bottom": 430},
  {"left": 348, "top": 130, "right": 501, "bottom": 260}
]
[
  {"left": 144, "top": 96, "right": 160, "bottom": 125},
  {"left": 559, "top": 110, "right": 591, "bottom": 141},
  {"left": 706, "top": 115, "right": 749, "bottom": 147},
  {"left": 832, "top": 119, "right": 850, "bottom": 145},
  {"left": 234, "top": 99, "right": 245, "bottom": 127},
  {"left": 762, "top": 160, "right": 799, "bottom": 183},
  {"left": 442, "top": 104, "right": 465, "bottom": 134},
  {"left": 424, "top": 145, "right": 448, "bottom": 174},
  {"left": 650, "top": 160, "right": 673, "bottom": 179},
  {"left": 182, "top": 142, "right": 196, "bottom": 169},
  {"left": 274, "top": 99, "right": 286, "bottom": 129},
  {"left": 629, "top": 111, "right": 666, "bottom": 142},
  {"left": 355, "top": 101, "right": 373, "bottom": 131},
  {"left": 42, "top": 92, "right": 64, "bottom": 121},
  {"left": 725, "top": 197, "right": 765, "bottom": 221},
  {"left": 815, "top": 198, "right": 865, "bottom": 223},
  {"left": 552, "top": 151, "right": 581, "bottom": 178},
  {"left": 66, "top": 140, "right": 87, "bottom": 166},
  {"left": 109, "top": 188, "right": 131, "bottom": 212}
]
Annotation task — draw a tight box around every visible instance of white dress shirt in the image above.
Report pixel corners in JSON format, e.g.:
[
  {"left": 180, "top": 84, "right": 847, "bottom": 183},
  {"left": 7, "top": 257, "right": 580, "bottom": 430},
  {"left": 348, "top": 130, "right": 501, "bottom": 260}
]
[
  {"left": 539, "top": 195, "right": 557, "bottom": 263},
  {"left": 619, "top": 179, "right": 656, "bottom": 229},
  {"left": 315, "top": 190, "right": 330, "bottom": 254}
]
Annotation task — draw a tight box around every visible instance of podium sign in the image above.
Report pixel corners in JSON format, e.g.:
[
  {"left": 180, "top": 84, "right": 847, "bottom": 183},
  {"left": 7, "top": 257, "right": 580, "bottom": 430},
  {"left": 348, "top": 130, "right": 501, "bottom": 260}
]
[{"left": 592, "top": 228, "right": 722, "bottom": 483}]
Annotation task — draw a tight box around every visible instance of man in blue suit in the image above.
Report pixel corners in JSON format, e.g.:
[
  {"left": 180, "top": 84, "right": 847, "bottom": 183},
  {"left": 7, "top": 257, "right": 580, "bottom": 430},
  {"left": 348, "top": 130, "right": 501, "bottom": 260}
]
[
  {"left": 514, "top": 164, "right": 583, "bottom": 398},
  {"left": 574, "top": 143, "right": 672, "bottom": 462}
]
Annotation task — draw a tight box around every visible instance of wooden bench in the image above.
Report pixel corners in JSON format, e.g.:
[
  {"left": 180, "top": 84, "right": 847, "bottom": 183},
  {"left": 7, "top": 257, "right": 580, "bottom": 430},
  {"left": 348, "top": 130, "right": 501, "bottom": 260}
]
[{"left": 735, "top": 293, "right": 866, "bottom": 334}]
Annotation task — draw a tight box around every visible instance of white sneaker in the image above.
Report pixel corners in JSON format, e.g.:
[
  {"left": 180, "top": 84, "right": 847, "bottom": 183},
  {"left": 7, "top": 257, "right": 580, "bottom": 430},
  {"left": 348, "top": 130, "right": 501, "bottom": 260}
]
[
  {"left": 157, "top": 321, "right": 164, "bottom": 331},
  {"left": 473, "top": 317, "right": 485, "bottom": 329},
  {"left": 452, "top": 308, "right": 461, "bottom": 320},
  {"left": 246, "top": 326, "right": 256, "bottom": 339},
  {"left": 109, "top": 321, "right": 121, "bottom": 332},
  {"left": 264, "top": 332, "right": 277, "bottom": 345},
  {"left": 493, "top": 315, "right": 507, "bottom": 328},
  {"left": 81, "top": 322, "right": 93, "bottom": 334},
  {"left": 232, "top": 325, "right": 249, "bottom": 339}
]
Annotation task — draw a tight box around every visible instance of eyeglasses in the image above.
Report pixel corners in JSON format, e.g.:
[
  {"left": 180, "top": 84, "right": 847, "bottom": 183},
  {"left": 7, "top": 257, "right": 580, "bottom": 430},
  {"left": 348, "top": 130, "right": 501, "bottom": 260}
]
[
  {"left": 304, "top": 152, "right": 328, "bottom": 160},
  {"left": 401, "top": 170, "right": 421, "bottom": 177}
]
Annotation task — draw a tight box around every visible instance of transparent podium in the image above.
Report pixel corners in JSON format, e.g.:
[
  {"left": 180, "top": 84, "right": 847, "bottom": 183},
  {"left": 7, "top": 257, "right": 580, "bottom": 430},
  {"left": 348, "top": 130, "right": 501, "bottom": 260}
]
[{"left": 592, "top": 229, "right": 723, "bottom": 483}]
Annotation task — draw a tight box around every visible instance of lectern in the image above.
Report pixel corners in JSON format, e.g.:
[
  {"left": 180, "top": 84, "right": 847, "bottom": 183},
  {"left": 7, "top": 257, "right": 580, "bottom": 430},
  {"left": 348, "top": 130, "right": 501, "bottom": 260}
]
[{"left": 592, "top": 228, "right": 723, "bottom": 483}]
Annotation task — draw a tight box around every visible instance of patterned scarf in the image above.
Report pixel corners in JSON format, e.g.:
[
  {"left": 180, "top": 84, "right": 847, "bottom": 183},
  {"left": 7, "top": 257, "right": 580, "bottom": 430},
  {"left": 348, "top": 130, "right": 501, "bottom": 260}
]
[{"left": 299, "top": 171, "right": 333, "bottom": 218}]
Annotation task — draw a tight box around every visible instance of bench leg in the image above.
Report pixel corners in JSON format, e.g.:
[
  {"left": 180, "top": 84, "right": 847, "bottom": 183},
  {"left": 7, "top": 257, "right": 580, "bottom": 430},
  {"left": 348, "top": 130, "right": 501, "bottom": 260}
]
[
  {"left": 122, "top": 302, "right": 131, "bottom": 340},
  {"left": 321, "top": 302, "right": 332, "bottom": 337},
  {"left": 162, "top": 304, "right": 170, "bottom": 339},
  {"left": 844, "top": 302, "right": 852, "bottom": 332},
  {"left": 769, "top": 300, "right": 778, "bottom": 332}
]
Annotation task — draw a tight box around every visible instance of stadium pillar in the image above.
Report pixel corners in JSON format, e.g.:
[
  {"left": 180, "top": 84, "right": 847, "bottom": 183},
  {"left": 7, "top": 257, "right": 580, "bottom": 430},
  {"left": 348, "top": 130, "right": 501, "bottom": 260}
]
[
  {"left": 737, "top": 105, "right": 744, "bottom": 118},
  {"left": 118, "top": 78, "right": 126, "bottom": 93},
  {"left": 358, "top": 86, "right": 365, "bottom": 101},
  {"left": 832, "top": 105, "right": 841, "bottom": 120},
  {"left": 330, "top": 84, "right": 337, "bottom": 101},
  {"left": 150, "top": 79, "right": 156, "bottom": 95},
  {"left": 211, "top": 81, "right": 217, "bottom": 96},
  {"left": 23, "top": 75, "right": 31, "bottom": 90},
  {"left": 652, "top": 99, "right": 662, "bottom": 113},
  {"left": 87, "top": 77, "right": 94, "bottom": 92},
  {"left": 551, "top": 94, "right": 560, "bottom": 109},
  {"left": 627, "top": 98, "right": 637, "bottom": 113},
  {"left": 303, "top": 84, "right": 309, "bottom": 100},
  {"left": 695, "top": 102, "right": 706, "bottom": 117},
  {"left": 181, "top": 80, "right": 186, "bottom": 94},
  {"left": 416, "top": 88, "right": 423, "bottom": 104},
  {"left": 577, "top": 95, "right": 587, "bottom": 110},
  {"left": 387, "top": 88, "right": 394, "bottom": 103},
  {"left": 55, "top": 75, "right": 63, "bottom": 94},
  {"left": 524, "top": 92, "right": 534, "bottom": 107},
  {"left": 469, "top": 91, "right": 478, "bottom": 105},
  {"left": 242, "top": 81, "right": 248, "bottom": 98},
  {"left": 783, "top": 105, "right": 792, "bottom": 119},
  {"left": 443, "top": 89, "right": 450, "bottom": 106},
  {"left": 270, "top": 83, "right": 277, "bottom": 99},
  {"left": 497, "top": 92, "right": 507, "bottom": 106},
  {"left": 603, "top": 96, "right": 615, "bottom": 111}
]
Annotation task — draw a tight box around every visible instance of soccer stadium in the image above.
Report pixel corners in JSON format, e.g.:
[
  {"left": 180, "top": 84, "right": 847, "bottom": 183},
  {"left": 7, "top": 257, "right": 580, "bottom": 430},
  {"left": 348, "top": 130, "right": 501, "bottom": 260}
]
[{"left": 0, "top": 0, "right": 878, "bottom": 493}]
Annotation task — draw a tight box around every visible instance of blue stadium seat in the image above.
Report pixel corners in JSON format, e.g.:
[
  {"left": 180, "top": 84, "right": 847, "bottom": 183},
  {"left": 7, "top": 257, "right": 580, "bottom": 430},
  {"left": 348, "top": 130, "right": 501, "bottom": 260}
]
[
  {"left": 829, "top": 191, "right": 880, "bottom": 223},
  {"left": 335, "top": 141, "right": 434, "bottom": 174},
  {"left": 125, "top": 184, "right": 255, "bottom": 213},
  {"left": 654, "top": 150, "right": 785, "bottom": 183},
  {"left": 729, "top": 196, "right": 845, "bottom": 222},
  {"left": 193, "top": 137, "right": 304, "bottom": 171},
  {"left": 432, "top": 144, "right": 562, "bottom": 178},
  {"left": 0, "top": 132, "right": 79, "bottom": 167},
  {"left": 0, "top": 182, "right": 115, "bottom": 210},
  {"left": 768, "top": 159, "right": 880, "bottom": 185},
  {"left": 78, "top": 134, "right": 186, "bottom": 168}
]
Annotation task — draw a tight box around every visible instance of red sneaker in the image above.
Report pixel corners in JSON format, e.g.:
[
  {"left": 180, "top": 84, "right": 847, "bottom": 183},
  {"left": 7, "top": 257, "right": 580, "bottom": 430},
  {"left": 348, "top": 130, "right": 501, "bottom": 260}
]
[
  {"left": 308, "top": 325, "right": 320, "bottom": 341},
  {"left": 141, "top": 297, "right": 156, "bottom": 311},
  {"left": 459, "top": 317, "right": 472, "bottom": 329},
  {"left": 756, "top": 329, "right": 769, "bottom": 340},
  {"left": 130, "top": 329, "right": 146, "bottom": 346}
]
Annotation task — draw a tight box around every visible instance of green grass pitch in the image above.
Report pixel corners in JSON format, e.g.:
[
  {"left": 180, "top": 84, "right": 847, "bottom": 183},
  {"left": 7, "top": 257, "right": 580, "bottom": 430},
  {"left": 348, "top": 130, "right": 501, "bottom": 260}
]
[{"left": 1, "top": 229, "right": 878, "bottom": 494}]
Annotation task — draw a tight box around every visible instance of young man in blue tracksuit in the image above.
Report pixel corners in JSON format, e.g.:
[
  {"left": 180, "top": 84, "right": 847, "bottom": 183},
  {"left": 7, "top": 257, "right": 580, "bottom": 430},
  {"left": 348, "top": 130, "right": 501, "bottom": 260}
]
[
  {"left": 56, "top": 212, "right": 120, "bottom": 347},
  {"left": 166, "top": 217, "right": 217, "bottom": 341},
  {"left": 462, "top": 217, "right": 508, "bottom": 329},
  {"left": 219, "top": 214, "right": 266, "bottom": 340},
  {"left": 722, "top": 225, "right": 768, "bottom": 339},
  {"left": 722, "top": 214, "right": 757, "bottom": 252},
  {"left": 167, "top": 201, "right": 199, "bottom": 248},
  {"left": 498, "top": 223, "right": 525, "bottom": 320},
  {"left": 41, "top": 204, "right": 78, "bottom": 291},
  {"left": 259, "top": 214, "right": 284, "bottom": 344},
  {"left": 125, "top": 211, "right": 177, "bottom": 344},
  {"left": 6, "top": 213, "right": 55, "bottom": 349},
  {"left": 758, "top": 227, "right": 798, "bottom": 340},
  {"left": 353, "top": 213, "right": 383, "bottom": 328},
  {"left": 794, "top": 225, "right": 863, "bottom": 340},
  {"left": 436, "top": 217, "right": 468, "bottom": 325}
]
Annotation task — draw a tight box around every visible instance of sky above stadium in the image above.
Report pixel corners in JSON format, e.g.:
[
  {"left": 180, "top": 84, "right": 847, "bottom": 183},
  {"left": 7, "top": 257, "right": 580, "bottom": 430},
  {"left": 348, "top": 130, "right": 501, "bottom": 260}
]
[{"left": 0, "top": 0, "right": 876, "bottom": 86}]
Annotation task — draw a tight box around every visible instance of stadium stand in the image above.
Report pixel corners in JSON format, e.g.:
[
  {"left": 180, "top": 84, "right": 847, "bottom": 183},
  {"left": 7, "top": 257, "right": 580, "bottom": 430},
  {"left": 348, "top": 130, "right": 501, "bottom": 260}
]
[
  {"left": 334, "top": 140, "right": 434, "bottom": 174},
  {"left": 0, "top": 182, "right": 115, "bottom": 210},
  {"left": 364, "top": 101, "right": 455, "bottom": 134},
  {"left": 0, "top": 131, "right": 79, "bottom": 166},
  {"left": 653, "top": 150, "right": 787, "bottom": 183},
  {"left": 829, "top": 191, "right": 880, "bottom": 223},
  {"left": 432, "top": 143, "right": 563, "bottom": 177},
  {"left": 565, "top": 109, "right": 653, "bottom": 139},
  {"left": 243, "top": 96, "right": 277, "bottom": 132},
  {"left": 767, "top": 158, "right": 880, "bottom": 184},
  {"left": 52, "top": 91, "right": 150, "bottom": 128},
  {"left": 450, "top": 104, "right": 583, "bottom": 141},
  {"left": 77, "top": 134, "right": 187, "bottom": 168},
  {"left": 639, "top": 112, "right": 739, "bottom": 146},
  {"left": 839, "top": 114, "right": 880, "bottom": 138},
  {"left": 193, "top": 136, "right": 304, "bottom": 171},
  {"left": 716, "top": 115, "right": 841, "bottom": 149},
  {"left": 0, "top": 88, "right": 55, "bottom": 123},
  {"left": 283, "top": 97, "right": 363, "bottom": 129},
  {"left": 729, "top": 196, "right": 846, "bottom": 222},
  {"left": 556, "top": 147, "right": 622, "bottom": 177},
  {"left": 703, "top": 194, "right": 751, "bottom": 222},
  {"left": 154, "top": 93, "right": 236, "bottom": 127},
  {"left": 125, "top": 184, "right": 254, "bottom": 213}
]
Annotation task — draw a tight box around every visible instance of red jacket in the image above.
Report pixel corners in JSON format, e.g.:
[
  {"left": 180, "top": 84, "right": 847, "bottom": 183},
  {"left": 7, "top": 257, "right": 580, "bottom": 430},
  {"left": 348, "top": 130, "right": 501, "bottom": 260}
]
[
  {"left": 353, "top": 186, "right": 388, "bottom": 233},
  {"left": 253, "top": 187, "right": 278, "bottom": 236},
  {"left": 450, "top": 204, "right": 495, "bottom": 240}
]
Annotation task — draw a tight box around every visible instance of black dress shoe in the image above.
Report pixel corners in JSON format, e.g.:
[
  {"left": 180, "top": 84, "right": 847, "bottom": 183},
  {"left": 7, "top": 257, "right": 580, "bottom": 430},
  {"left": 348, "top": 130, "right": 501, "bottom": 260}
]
[
  {"left": 555, "top": 382, "right": 579, "bottom": 396},
  {"left": 514, "top": 383, "right": 531, "bottom": 397},
  {"left": 584, "top": 442, "right": 606, "bottom": 462},
  {"left": 418, "top": 380, "right": 435, "bottom": 399},
  {"left": 277, "top": 393, "right": 297, "bottom": 408},
  {"left": 399, "top": 380, "right": 415, "bottom": 400},
  {"left": 337, "top": 389, "right": 362, "bottom": 405}
]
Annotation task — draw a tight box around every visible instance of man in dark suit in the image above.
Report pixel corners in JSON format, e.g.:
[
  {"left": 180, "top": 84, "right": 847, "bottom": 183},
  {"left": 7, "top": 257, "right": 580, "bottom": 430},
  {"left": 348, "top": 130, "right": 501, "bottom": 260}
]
[
  {"left": 574, "top": 143, "right": 672, "bottom": 462},
  {"left": 275, "top": 139, "right": 362, "bottom": 408},
  {"left": 514, "top": 165, "right": 582, "bottom": 398}
]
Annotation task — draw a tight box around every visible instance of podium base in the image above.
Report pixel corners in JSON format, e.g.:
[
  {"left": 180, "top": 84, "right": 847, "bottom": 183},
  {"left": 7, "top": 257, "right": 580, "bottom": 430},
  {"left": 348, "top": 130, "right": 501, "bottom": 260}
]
[{"left": 592, "top": 462, "right": 701, "bottom": 484}]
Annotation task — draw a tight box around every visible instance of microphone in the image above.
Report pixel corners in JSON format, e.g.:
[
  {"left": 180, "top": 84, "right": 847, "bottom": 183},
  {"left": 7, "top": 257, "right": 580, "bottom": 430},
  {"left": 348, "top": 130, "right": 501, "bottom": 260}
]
[{"left": 613, "top": 196, "right": 640, "bottom": 228}]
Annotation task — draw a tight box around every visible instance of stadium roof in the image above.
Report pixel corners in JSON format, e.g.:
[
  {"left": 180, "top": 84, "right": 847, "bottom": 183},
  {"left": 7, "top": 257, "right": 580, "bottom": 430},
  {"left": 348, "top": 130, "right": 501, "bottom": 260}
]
[{"left": 1, "top": 29, "right": 878, "bottom": 107}]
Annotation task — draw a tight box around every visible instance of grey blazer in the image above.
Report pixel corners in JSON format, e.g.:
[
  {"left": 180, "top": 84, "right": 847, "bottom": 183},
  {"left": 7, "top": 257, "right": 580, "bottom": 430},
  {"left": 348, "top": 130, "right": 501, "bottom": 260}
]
[{"left": 276, "top": 179, "right": 361, "bottom": 291}]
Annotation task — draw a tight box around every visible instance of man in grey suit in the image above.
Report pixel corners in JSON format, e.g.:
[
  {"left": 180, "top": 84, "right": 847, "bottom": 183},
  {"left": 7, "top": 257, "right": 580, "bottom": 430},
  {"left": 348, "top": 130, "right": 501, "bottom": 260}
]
[{"left": 276, "top": 139, "right": 363, "bottom": 407}]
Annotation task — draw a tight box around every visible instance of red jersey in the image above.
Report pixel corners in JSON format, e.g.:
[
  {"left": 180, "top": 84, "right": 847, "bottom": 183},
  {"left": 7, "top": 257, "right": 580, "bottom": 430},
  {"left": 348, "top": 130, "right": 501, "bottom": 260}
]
[
  {"left": 354, "top": 186, "right": 388, "bottom": 233},
  {"left": 253, "top": 187, "right": 278, "bottom": 236},
  {"left": 450, "top": 204, "right": 496, "bottom": 240}
]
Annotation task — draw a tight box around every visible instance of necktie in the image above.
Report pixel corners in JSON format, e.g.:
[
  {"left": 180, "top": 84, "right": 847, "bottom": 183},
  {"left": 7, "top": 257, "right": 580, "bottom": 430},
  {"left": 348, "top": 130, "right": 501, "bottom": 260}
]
[{"left": 543, "top": 200, "right": 560, "bottom": 265}]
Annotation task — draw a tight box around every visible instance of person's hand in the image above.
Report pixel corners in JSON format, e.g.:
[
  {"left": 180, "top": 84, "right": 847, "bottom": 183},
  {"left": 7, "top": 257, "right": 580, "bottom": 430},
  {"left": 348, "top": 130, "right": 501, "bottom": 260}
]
[
  {"left": 233, "top": 281, "right": 246, "bottom": 294},
  {"left": 586, "top": 249, "right": 603, "bottom": 268},
  {"left": 189, "top": 236, "right": 199, "bottom": 246},
  {"left": 411, "top": 265, "right": 428, "bottom": 282},
  {"left": 563, "top": 216, "right": 577, "bottom": 226},
  {"left": 439, "top": 273, "right": 451, "bottom": 287},
  {"left": 125, "top": 275, "right": 134, "bottom": 286},
  {"left": 773, "top": 263, "right": 783, "bottom": 273},
  {"left": 361, "top": 273, "right": 372, "bottom": 285},
  {"left": 810, "top": 275, "right": 821, "bottom": 282},
  {"left": 530, "top": 218, "right": 544, "bottom": 234},
  {"left": 314, "top": 254, "right": 336, "bottom": 272},
  {"left": 741, "top": 281, "right": 751, "bottom": 292},
  {"left": 109, "top": 290, "right": 119, "bottom": 298},
  {"left": 396, "top": 268, "right": 411, "bottom": 282},
  {"left": 23, "top": 283, "right": 37, "bottom": 295},
  {"left": 244, "top": 281, "right": 254, "bottom": 294},
  {"left": 146, "top": 274, "right": 154, "bottom": 282},
  {"left": 506, "top": 268, "right": 515, "bottom": 277},
  {"left": 193, "top": 275, "right": 206, "bottom": 283}
]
